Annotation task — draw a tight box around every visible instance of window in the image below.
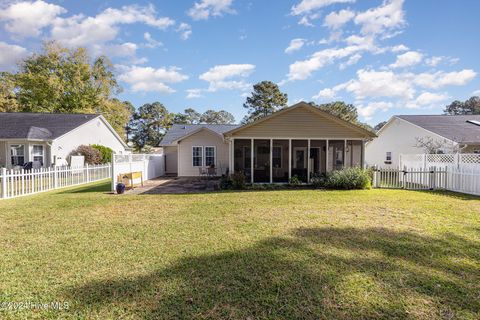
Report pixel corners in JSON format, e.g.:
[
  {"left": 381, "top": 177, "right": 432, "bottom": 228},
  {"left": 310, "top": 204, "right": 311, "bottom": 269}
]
[
  {"left": 32, "top": 145, "right": 44, "bottom": 165},
  {"left": 272, "top": 146, "right": 282, "bottom": 168},
  {"left": 386, "top": 152, "right": 392, "bottom": 161},
  {"left": 192, "top": 146, "right": 203, "bottom": 167},
  {"left": 205, "top": 146, "right": 216, "bottom": 167},
  {"left": 10, "top": 144, "right": 25, "bottom": 166},
  {"left": 473, "top": 149, "right": 480, "bottom": 154}
]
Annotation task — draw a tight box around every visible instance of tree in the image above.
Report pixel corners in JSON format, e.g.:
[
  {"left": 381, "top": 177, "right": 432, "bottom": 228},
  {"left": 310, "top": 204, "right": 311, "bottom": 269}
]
[
  {"left": 0, "top": 72, "right": 20, "bottom": 112},
  {"left": 243, "top": 81, "right": 288, "bottom": 123},
  {"left": 132, "top": 102, "right": 171, "bottom": 149},
  {"left": 172, "top": 108, "right": 201, "bottom": 124},
  {"left": 1, "top": 41, "right": 132, "bottom": 137},
  {"left": 414, "top": 136, "right": 465, "bottom": 154},
  {"left": 374, "top": 121, "right": 387, "bottom": 131},
  {"left": 317, "top": 101, "right": 359, "bottom": 123},
  {"left": 200, "top": 110, "right": 235, "bottom": 124},
  {"left": 444, "top": 96, "right": 480, "bottom": 115}
]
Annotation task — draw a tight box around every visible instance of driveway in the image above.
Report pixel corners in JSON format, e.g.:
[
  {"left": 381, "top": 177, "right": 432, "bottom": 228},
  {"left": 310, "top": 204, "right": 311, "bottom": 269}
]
[{"left": 125, "top": 177, "right": 220, "bottom": 195}]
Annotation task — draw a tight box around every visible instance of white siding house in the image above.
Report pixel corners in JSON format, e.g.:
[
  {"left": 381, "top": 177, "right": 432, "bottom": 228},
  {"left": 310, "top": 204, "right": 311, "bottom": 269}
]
[
  {"left": 365, "top": 115, "right": 480, "bottom": 168},
  {"left": 0, "top": 113, "right": 130, "bottom": 169}
]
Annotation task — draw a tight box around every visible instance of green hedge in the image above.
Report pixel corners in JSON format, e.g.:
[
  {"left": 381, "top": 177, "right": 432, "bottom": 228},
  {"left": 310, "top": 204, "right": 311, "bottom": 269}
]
[{"left": 91, "top": 144, "right": 113, "bottom": 164}]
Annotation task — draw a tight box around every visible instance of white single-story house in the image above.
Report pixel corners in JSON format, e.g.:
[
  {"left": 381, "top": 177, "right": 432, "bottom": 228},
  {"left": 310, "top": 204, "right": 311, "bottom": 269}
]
[
  {"left": 365, "top": 114, "right": 480, "bottom": 168},
  {"left": 159, "top": 101, "right": 376, "bottom": 183},
  {"left": 0, "top": 113, "right": 130, "bottom": 169}
]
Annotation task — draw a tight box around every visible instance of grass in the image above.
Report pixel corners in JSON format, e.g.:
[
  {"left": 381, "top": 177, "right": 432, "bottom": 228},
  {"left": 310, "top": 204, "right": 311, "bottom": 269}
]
[{"left": 0, "top": 181, "right": 479, "bottom": 319}]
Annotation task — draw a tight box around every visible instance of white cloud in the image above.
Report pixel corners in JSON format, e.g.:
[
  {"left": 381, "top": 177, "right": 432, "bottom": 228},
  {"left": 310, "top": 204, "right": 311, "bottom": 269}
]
[
  {"left": 354, "top": 0, "right": 405, "bottom": 36},
  {"left": 285, "top": 38, "right": 306, "bottom": 54},
  {"left": 473, "top": 89, "right": 480, "bottom": 96},
  {"left": 323, "top": 9, "right": 355, "bottom": 29},
  {"left": 340, "top": 69, "right": 416, "bottom": 100},
  {"left": 357, "top": 101, "right": 393, "bottom": 120},
  {"left": 390, "top": 44, "right": 409, "bottom": 52},
  {"left": 0, "top": 0, "right": 66, "bottom": 37},
  {"left": 412, "top": 92, "right": 449, "bottom": 107},
  {"left": 199, "top": 63, "right": 255, "bottom": 91},
  {"left": 50, "top": 4, "right": 175, "bottom": 48},
  {"left": 286, "top": 44, "right": 370, "bottom": 81},
  {"left": 0, "top": 42, "right": 28, "bottom": 70},
  {"left": 312, "top": 88, "right": 337, "bottom": 101},
  {"left": 291, "top": 0, "right": 355, "bottom": 16},
  {"left": 118, "top": 65, "right": 188, "bottom": 93},
  {"left": 187, "top": 0, "right": 235, "bottom": 20},
  {"left": 413, "top": 69, "right": 477, "bottom": 89},
  {"left": 425, "top": 56, "right": 458, "bottom": 67},
  {"left": 177, "top": 23, "right": 192, "bottom": 40},
  {"left": 390, "top": 51, "right": 423, "bottom": 68},
  {"left": 143, "top": 32, "right": 162, "bottom": 48},
  {"left": 339, "top": 53, "right": 361, "bottom": 69},
  {"left": 186, "top": 89, "right": 203, "bottom": 99}
]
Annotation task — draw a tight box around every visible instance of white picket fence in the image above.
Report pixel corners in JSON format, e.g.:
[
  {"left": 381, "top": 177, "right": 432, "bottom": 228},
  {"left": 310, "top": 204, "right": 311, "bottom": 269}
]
[
  {"left": 0, "top": 164, "right": 111, "bottom": 199},
  {"left": 111, "top": 154, "right": 164, "bottom": 191},
  {"left": 373, "top": 166, "right": 480, "bottom": 196}
]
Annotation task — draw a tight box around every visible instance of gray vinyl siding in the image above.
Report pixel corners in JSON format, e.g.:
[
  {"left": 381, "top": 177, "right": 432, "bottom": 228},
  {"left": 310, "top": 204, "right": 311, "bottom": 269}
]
[
  {"left": 229, "top": 105, "right": 367, "bottom": 138},
  {"left": 178, "top": 129, "right": 229, "bottom": 176}
]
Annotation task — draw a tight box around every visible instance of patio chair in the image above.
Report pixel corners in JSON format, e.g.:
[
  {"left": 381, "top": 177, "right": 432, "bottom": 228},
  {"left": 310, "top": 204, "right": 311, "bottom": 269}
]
[
  {"left": 198, "top": 167, "right": 207, "bottom": 180},
  {"left": 207, "top": 167, "right": 217, "bottom": 179}
]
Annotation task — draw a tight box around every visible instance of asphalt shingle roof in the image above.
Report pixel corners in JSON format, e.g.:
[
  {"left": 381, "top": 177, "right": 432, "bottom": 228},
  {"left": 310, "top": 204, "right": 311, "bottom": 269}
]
[
  {"left": 0, "top": 113, "right": 99, "bottom": 140},
  {"left": 160, "top": 124, "right": 240, "bottom": 146},
  {"left": 397, "top": 115, "right": 480, "bottom": 144}
]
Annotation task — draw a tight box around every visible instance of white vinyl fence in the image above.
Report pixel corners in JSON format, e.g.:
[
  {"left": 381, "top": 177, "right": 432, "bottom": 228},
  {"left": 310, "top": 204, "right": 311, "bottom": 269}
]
[
  {"left": 0, "top": 164, "right": 111, "bottom": 199},
  {"left": 399, "top": 153, "right": 480, "bottom": 170},
  {"left": 111, "top": 154, "right": 164, "bottom": 191},
  {"left": 373, "top": 166, "right": 480, "bottom": 196}
]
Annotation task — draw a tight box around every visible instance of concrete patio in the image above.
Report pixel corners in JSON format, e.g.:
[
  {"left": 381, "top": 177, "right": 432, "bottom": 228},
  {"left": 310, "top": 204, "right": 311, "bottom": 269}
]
[{"left": 125, "top": 177, "right": 220, "bottom": 195}]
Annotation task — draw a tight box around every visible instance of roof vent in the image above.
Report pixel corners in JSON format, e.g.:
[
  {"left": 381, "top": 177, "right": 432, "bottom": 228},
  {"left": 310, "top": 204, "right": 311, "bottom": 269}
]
[{"left": 467, "top": 120, "right": 480, "bottom": 127}]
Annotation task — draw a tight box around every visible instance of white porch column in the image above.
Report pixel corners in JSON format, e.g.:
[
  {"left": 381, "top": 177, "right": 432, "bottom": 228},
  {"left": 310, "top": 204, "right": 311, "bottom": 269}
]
[
  {"left": 344, "top": 139, "right": 347, "bottom": 169},
  {"left": 307, "top": 139, "right": 311, "bottom": 183},
  {"left": 270, "top": 139, "right": 273, "bottom": 183},
  {"left": 326, "top": 140, "right": 329, "bottom": 173},
  {"left": 230, "top": 139, "right": 234, "bottom": 175},
  {"left": 361, "top": 140, "right": 366, "bottom": 169},
  {"left": 288, "top": 139, "right": 292, "bottom": 180},
  {"left": 250, "top": 139, "right": 254, "bottom": 184}
]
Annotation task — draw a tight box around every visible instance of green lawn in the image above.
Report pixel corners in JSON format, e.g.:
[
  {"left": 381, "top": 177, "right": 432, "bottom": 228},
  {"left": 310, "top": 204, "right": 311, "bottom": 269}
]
[{"left": 0, "top": 182, "right": 479, "bottom": 319}]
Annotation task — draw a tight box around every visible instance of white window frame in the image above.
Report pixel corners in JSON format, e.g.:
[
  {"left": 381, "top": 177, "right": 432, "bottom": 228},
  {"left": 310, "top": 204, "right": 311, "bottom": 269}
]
[
  {"left": 386, "top": 151, "right": 392, "bottom": 161},
  {"left": 192, "top": 146, "right": 203, "bottom": 167},
  {"left": 32, "top": 144, "right": 44, "bottom": 165},
  {"left": 272, "top": 146, "right": 282, "bottom": 168},
  {"left": 10, "top": 144, "right": 25, "bottom": 166},
  {"left": 204, "top": 146, "right": 216, "bottom": 167}
]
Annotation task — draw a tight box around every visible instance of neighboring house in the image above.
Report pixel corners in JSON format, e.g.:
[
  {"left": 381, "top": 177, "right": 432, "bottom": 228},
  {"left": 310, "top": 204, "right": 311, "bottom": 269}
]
[
  {"left": 0, "top": 113, "right": 130, "bottom": 169},
  {"left": 365, "top": 115, "right": 480, "bottom": 168},
  {"left": 159, "top": 101, "right": 376, "bottom": 183}
]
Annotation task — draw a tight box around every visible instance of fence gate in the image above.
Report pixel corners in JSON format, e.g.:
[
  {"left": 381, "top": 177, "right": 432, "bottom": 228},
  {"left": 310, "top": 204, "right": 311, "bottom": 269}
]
[{"left": 373, "top": 167, "right": 446, "bottom": 190}]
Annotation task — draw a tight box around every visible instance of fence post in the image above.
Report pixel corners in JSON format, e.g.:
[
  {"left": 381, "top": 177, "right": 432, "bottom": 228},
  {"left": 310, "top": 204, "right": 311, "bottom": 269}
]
[
  {"left": 54, "top": 166, "right": 58, "bottom": 189},
  {"left": 372, "top": 166, "right": 377, "bottom": 188},
  {"left": 1, "top": 168, "right": 6, "bottom": 199},
  {"left": 111, "top": 162, "right": 116, "bottom": 192},
  {"left": 86, "top": 164, "right": 90, "bottom": 183}
]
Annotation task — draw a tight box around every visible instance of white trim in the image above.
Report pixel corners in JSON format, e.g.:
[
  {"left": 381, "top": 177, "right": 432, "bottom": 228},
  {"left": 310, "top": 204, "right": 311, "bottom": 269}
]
[
  {"left": 31, "top": 144, "right": 45, "bottom": 166},
  {"left": 192, "top": 145, "right": 203, "bottom": 167},
  {"left": 307, "top": 139, "right": 311, "bottom": 183},
  {"left": 204, "top": 145, "right": 216, "bottom": 167},
  {"left": 326, "top": 140, "right": 329, "bottom": 173},
  {"left": 231, "top": 136, "right": 365, "bottom": 140},
  {"left": 8, "top": 143, "right": 26, "bottom": 167},
  {"left": 269, "top": 139, "right": 273, "bottom": 183},
  {"left": 250, "top": 139, "right": 254, "bottom": 183}
]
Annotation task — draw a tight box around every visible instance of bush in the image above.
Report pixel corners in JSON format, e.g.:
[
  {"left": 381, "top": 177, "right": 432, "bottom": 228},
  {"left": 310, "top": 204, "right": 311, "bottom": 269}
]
[
  {"left": 289, "top": 175, "right": 301, "bottom": 185},
  {"left": 220, "top": 172, "right": 246, "bottom": 190},
  {"left": 324, "top": 167, "right": 371, "bottom": 190},
  {"left": 71, "top": 145, "right": 102, "bottom": 165},
  {"left": 310, "top": 173, "right": 328, "bottom": 189},
  {"left": 91, "top": 144, "right": 113, "bottom": 163}
]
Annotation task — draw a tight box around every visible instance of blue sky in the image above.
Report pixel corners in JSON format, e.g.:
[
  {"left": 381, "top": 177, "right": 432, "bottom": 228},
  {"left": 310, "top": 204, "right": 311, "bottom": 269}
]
[{"left": 1, "top": 0, "right": 479, "bottom": 125}]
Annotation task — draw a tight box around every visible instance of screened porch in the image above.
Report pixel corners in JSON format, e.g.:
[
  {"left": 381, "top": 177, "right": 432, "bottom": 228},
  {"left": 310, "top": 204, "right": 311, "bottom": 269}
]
[{"left": 230, "top": 139, "right": 364, "bottom": 184}]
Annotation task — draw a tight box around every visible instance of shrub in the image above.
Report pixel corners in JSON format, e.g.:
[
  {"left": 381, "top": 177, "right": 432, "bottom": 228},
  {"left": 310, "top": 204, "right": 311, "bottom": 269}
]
[
  {"left": 91, "top": 144, "right": 113, "bottom": 164},
  {"left": 219, "top": 175, "right": 233, "bottom": 190},
  {"left": 71, "top": 145, "right": 102, "bottom": 165},
  {"left": 324, "top": 167, "right": 371, "bottom": 190},
  {"left": 310, "top": 173, "right": 328, "bottom": 189},
  {"left": 231, "top": 171, "right": 246, "bottom": 189},
  {"left": 289, "top": 175, "right": 301, "bottom": 185}
]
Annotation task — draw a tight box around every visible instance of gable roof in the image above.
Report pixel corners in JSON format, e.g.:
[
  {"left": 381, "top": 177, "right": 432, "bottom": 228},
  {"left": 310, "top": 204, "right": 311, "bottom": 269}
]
[
  {"left": 160, "top": 124, "right": 240, "bottom": 146},
  {"left": 396, "top": 115, "right": 480, "bottom": 144},
  {"left": 223, "top": 101, "right": 376, "bottom": 138},
  {"left": 0, "top": 113, "right": 99, "bottom": 140}
]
